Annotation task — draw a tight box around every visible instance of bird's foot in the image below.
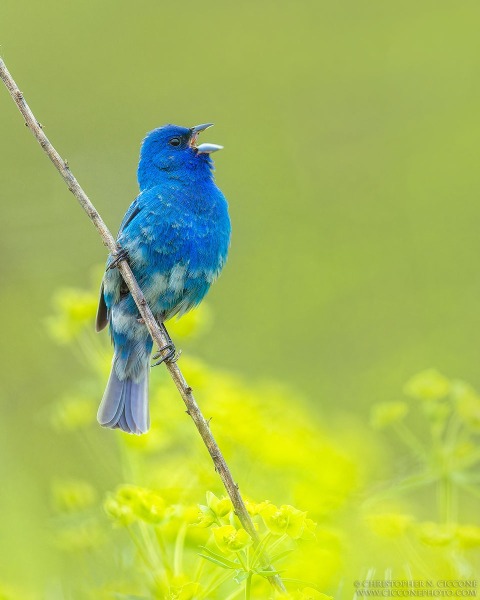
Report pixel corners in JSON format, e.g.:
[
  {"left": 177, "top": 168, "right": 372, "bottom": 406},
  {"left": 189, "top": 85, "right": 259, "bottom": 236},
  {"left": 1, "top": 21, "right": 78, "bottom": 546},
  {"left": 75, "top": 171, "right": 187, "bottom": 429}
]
[
  {"left": 107, "top": 247, "right": 129, "bottom": 270},
  {"left": 152, "top": 343, "right": 182, "bottom": 367}
]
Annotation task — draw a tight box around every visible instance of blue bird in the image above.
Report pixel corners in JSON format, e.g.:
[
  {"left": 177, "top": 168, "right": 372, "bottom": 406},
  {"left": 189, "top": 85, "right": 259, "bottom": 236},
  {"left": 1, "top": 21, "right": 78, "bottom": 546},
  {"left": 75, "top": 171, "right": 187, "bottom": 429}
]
[{"left": 95, "top": 123, "right": 231, "bottom": 434}]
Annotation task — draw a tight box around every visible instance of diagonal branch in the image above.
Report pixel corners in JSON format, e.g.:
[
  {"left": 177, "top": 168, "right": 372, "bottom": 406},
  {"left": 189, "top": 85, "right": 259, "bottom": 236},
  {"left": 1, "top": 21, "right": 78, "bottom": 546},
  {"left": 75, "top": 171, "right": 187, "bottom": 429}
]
[{"left": 0, "top": 57, "right": 286, "bottom": 594}]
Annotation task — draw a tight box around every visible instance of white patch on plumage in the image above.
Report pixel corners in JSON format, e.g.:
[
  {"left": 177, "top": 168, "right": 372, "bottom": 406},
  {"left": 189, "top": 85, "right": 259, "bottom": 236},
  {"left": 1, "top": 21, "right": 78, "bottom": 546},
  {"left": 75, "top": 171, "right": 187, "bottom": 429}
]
[
  {"left": 147, "top": 271, "right": 169, "bottom": 294},
  {"left": 205, "top": 268, "right": 220, "bottom": 284},
  {"left": 140, "top": 226, "right": 154, "bottom": 242},
  {"left": 205, "top": 261, "right": 224, "bottom": 283},
  {"left": 111, "top": 307, "right": 145, "bottom": 341},
  {"left": 124, "top": 238, "right": 147, "bottom": 267},
  {"left": 168, "top": 264, "right": 187, "bottom": 294}
]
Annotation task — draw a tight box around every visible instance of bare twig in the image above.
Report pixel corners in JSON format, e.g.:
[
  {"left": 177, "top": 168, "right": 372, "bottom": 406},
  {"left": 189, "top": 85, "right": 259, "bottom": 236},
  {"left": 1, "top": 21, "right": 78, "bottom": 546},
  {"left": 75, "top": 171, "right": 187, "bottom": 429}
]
[{"left": 0, "top": 57, "right": 286, "bottom": 594}]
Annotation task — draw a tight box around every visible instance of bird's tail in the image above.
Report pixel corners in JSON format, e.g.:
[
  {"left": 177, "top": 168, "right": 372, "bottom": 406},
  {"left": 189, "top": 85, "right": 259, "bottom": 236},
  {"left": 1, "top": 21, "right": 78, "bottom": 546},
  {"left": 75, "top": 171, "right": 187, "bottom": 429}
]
[{"left": 97, "top": 359, "right": 150, "bottom": 435}]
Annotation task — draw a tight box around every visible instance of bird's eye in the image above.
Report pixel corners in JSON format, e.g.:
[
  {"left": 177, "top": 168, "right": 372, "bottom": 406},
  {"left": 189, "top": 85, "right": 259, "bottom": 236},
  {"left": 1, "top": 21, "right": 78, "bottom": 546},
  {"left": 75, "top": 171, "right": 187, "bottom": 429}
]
[{"left": 169, "top": 137, "right": 181, "bottom": 147}]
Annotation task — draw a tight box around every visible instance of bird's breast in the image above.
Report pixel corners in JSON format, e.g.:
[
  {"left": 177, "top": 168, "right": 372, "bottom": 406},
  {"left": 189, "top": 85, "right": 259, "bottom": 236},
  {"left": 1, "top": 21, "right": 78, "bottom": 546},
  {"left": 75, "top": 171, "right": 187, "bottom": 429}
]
[{"left": 138, "top": 210, "right": 229, "bottom": 315}]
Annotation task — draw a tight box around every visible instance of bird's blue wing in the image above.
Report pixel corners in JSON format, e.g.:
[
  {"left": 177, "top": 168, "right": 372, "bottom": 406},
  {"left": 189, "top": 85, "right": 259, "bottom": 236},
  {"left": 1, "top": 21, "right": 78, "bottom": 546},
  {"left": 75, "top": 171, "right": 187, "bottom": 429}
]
[
  {"left": 118, "top": 197, "right": 141, "bottom": 236},
  {"left": 96, "top": 197, "right": 143, "bottom": 332},
  {"left": 95, "top": 281, "right": 109, "bottom": 332}
]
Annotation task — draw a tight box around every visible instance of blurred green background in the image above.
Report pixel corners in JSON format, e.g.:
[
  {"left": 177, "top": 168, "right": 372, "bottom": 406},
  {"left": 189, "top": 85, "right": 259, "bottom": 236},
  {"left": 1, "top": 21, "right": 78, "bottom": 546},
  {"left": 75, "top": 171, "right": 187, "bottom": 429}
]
[{"left": 1, "top": 0, "right": 480, "bottom": 596}]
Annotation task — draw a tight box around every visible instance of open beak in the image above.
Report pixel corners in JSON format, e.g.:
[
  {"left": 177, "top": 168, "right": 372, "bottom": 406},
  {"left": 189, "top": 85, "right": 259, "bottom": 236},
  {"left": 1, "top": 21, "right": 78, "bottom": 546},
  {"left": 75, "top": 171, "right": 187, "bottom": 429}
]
[{"left": 190, "top": 123, "right": 223, "bottom": 154}]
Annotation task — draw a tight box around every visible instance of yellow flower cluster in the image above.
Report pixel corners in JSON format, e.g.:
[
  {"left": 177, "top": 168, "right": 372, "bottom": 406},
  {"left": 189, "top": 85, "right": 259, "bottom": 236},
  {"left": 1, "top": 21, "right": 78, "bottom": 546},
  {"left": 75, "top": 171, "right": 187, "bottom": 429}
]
[
  {"left": 104, "top": 485, "right": 166, "bottom": 526},
  {"left": 403, "top": 369, "right": 450, "bottom": 402},
  {"left": 213, "top": 525, "right": 252, "bottom": 553},
  {"left": 44, "top": 283, "right": 480, "bottom": 596}
]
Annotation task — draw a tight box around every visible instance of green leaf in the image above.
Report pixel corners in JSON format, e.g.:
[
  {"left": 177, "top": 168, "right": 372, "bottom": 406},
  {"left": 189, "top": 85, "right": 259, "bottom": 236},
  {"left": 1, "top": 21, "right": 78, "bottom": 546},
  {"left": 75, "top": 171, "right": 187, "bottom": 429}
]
[
  {"left": 198, "top": 553, "right": 236, "bottom": 570},
  {"left": 233, "top": 570, "right": 249, "bottom": 584},
  {"left": 268, "top": 548, "right": 293, "bottom": 563},
  {"left": 249, "top": 532, "right": 272, "bottom": 569},
  {"left": 254, "top": 568, "right": 283, "bottom": 577},
  {"left": 198, "top": 546, "right": 240, "bottom": 569}
]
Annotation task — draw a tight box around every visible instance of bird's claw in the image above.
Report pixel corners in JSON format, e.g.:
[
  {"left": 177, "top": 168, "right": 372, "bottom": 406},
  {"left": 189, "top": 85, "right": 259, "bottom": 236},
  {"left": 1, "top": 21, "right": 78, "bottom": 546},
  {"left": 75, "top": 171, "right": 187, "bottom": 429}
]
[
  {"left": 107, "top": 247, "right": 129, "bottom": 270},
  {"left": 151, "top": 343, "right": 182, "bottom": 367},
  {"left": 169, "top": 349, "right": 182, "bottom": 363}
]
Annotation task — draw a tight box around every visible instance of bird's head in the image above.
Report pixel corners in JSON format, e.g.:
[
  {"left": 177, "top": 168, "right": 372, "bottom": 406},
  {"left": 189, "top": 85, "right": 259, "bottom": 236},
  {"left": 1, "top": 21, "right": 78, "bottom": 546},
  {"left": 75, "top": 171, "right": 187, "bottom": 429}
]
[{"left": 137, "top": 123, "right": 222, "bottom": 191}]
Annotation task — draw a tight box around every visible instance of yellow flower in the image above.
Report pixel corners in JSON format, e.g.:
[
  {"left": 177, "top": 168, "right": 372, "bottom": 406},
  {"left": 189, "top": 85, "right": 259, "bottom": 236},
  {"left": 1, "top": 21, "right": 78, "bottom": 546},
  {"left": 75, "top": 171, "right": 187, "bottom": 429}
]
[
  {"left": 168, "top": 582, "right": 200, "bottom": 600},
  {"left": 416, "top": 521, "right": 454, "bottom": 546},
  {"left": 366, "top": 513, "right": 413, "bottom": 538},
  {"left": 260, "top": 504, "right": 307, "bottom": 539},
  {"left": 134, "top": 489, "right": 166, "bottom": 524},
  {"left": 245, "top": 499, "right": 270, "bottom": 516},
  {"left": 105, "top": 485, "right": 166, "bottom": 525},
  {"left": 403, "top": 369, "right": 450, "bottom": 401},
  {"left": 370, "top": 402, "right": 409, "bottom": 429},
  {"left": 183, "top": 505, "right": 204, "bottom": 525},
  {"left": 103, "top": 496, "right": 136, "bottom": 527},
  {"left": 206, "top": 491, "right": 232, "bottom": 518},
  {"left": 193, "top": 505, "right": 216, "bottom": 528},
  {"left": 213, "top": 525, "right": 252, "bottom": 553},
  {"left": 120, "top": 485, "right": 166, "bottom": 524}
]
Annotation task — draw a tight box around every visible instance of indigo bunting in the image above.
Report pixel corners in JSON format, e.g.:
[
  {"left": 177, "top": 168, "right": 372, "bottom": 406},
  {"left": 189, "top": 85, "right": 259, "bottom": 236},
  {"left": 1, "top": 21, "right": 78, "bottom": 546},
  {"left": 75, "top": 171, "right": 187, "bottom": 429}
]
[{"left": 95, "top": 124, "right": 231, "bottom": 434}]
